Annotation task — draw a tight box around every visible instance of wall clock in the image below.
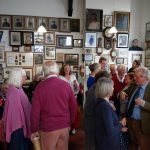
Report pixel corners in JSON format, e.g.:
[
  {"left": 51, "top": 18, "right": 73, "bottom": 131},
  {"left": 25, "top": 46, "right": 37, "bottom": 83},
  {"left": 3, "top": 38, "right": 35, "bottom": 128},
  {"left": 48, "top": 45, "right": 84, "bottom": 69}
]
[
  {"left": 110, "top": 38, "right": 117, "bottom": 61},
  {"left": 103, "top": 27, "right": 114, "bottom": 39}
]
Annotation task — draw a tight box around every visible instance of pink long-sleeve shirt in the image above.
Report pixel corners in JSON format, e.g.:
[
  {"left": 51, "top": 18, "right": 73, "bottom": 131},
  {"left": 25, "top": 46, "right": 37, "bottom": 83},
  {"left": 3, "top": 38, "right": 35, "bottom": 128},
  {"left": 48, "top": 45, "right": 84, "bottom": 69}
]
[{"left": 31, "top": 76, "right": 77, "bottom": 133}]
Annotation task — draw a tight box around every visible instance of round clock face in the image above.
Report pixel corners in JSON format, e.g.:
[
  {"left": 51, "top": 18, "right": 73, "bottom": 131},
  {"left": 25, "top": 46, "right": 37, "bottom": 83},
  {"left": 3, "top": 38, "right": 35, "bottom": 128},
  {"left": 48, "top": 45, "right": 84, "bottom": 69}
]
[
  {"left": 103, "top": 27, "right": 114, "bottom": 38},
  {"left": 110, "top": 49, "right": 117, "bottom": 58}
]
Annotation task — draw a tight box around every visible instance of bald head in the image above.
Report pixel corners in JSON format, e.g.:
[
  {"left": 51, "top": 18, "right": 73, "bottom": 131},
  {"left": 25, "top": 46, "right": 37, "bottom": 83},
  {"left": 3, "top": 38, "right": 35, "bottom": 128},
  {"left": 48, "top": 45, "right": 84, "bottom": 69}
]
[{"left": 43, "top": 61, "right": 59, "bottom": 77}]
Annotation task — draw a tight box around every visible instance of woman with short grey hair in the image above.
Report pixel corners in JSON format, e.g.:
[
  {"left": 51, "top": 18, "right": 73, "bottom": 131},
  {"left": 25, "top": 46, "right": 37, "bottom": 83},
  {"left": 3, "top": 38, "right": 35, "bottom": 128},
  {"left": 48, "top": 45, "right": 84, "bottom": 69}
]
[
  {"left": 3, "top": 68, "right": 31, "bottom": 150},
  {"left": 94, "top": 78, "right": 128, "bottom": 150}
]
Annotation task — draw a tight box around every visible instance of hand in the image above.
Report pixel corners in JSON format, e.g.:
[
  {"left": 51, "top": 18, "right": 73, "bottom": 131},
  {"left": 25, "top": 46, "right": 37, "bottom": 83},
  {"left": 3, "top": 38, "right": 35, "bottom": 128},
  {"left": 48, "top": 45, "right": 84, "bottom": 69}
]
[
  {"left": 120, "top": 91, "right": 128, "bottom": 101},
  {"left": 120, "top": 117, "right": 126, "bottom": 127},
  {"left": 31, "top": 131, "right": 40, "bottom": 140},
  {"left": 135, "top": 98, "right": 145, "bottom": 106},
  {"left": 73, "top": 80, "right": 78, "bottom": 89},
  {"left": 121, "top": 127, "right": 128, "bottom": 132}
]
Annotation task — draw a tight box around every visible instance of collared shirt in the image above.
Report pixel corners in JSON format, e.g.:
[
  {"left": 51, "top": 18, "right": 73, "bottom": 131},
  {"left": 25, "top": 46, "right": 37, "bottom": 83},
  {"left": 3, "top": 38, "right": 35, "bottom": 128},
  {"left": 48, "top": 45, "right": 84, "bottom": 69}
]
[
  {"left": 46, "top": 74, "right": 57, "bottom": 79},
  {"left": 131, "top": 82, "right": 148, "bottom": 120}
]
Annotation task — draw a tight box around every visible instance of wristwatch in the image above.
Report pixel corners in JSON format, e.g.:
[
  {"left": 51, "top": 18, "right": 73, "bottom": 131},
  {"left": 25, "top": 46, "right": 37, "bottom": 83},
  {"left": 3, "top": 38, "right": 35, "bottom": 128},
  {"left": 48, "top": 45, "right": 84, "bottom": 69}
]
[{"left": 103, "top": 27, "right": 114, "bottom": 39}]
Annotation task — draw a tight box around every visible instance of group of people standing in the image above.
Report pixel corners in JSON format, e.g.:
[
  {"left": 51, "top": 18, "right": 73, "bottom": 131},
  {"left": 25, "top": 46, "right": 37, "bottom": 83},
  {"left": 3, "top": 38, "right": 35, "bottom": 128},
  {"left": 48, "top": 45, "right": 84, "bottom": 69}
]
[
  {"left": 84, "top": 58, "right": 150, "bottom": 150},
  {"left": 0, "top": 61, "right": 82, "bottom": 150}
]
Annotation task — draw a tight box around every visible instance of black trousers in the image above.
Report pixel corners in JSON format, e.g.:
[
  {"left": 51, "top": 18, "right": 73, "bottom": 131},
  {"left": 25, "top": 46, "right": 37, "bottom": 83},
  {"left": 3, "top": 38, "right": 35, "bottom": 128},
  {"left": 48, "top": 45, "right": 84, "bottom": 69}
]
[{"left": 8, "top": 128, "right": 32, "bottom": 150}]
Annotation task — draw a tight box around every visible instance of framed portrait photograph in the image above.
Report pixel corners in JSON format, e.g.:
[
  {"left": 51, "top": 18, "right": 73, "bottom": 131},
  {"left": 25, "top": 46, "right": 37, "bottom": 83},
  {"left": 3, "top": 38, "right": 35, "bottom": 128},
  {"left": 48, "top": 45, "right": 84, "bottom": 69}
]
[
  {"left": 34, "top": 53, "right": 44, "bottom": 64},
  {"left": 22, "top": 31, "right": 34, "bottom": 45},
  {"left": 48, "top": 17, "right": 59, "bottom": 31},
  {"left": 6, "top": 52, "right": 33, "bottom": 67},
  {"left": 44, "top": 32, "right": 55, "bottom": 45},
  {"left": 145, "top": 22, "right": 150, "bottom": 42},
  {"left": 64, "top": 54, "right": 79, "bottom": 65},
  {"left": 104, "top": 15, "right": 113, "bottom": 27},
  {"left": 34, "top": 32, "right": 44, "bottom": 45},
  {"left": 12, "top": 15, "right": 24, "bottom": 30},
  {"left": 9, "top": 31, "right": 22, "bottom": 46},
  {"left": 117, "top": 33, "right": 129, "bottom": 48},
  {"left": 70, "top": 19, "right": 80, "bottom": 32},
  {"left": 116, "top": 58, "right": 124, "bottom": 64},
  {"left": 12, "top": 46, "right": 19, "bottom": 52},
  {"left": 0, "top": 15, "right": 11, "bottom": 29},
  {"left": 86, "top": 9, "right": 103, "bottom": 32},
  {"left": 24, "top": 68, "right": 33, "bottom": 83},
  {"left": 34, "top": 45, "right": 44, "bottom": 53},
  {"left": 56, "top": 35, "right": 73, "bottom": 49},
  {"left": 44, "top": 46, "right": 56, "bottom": 60},
  {"left": 24, "top": 16, "right": 36, "bottom": 30},
  {"left": 60, "top": 18, "right": 70, "bottom": 32},
  {"left": 145, "top": 59, "right": 150, "bottom": 67},
  {"left": 37, "top": 17, "right": 48, "bottom": 30},
  {"left": 85, "top": 32, "right": 97, "bottom": 48},
  {"left": 145, "top": 49, "right": 150, "bottom": 58},
  {"left": 35, "top": 65, "right": 44, "bottom": 77},
  {"left": 73, "top": 39, "right": 83, "bottom": 48},
  {"left": 104, "top": 38, "right": 112, "bottom": 50},
  {"left": 114, "top": 11, "right": 130, "bottom": 32},
  {"left": 0, "top": 46, "right": 5, "bottom": 62}
]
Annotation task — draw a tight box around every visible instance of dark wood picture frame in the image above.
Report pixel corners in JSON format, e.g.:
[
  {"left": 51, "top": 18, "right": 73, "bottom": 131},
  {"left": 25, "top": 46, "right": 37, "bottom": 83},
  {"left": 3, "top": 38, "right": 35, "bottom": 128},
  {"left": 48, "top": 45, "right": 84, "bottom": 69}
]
[
  {"left": 64, "top": 54, "right": 79, "bottom": 65},
  {"left": 22, "top": 31, "right": 34, "bottom": 45},
  {"left": 9, "top": 31, "right": 22, "bottom": 46},
  {"left": 86, "top": 8, "right": 103, "bottom": 32},
  {"left": 24, "top": 16, "right": 37, "bottom": 30},
  {"left": 60, "top": 18, "right": 70, "bottom": 32},
  {"left": 48, "top": 17, "right": 59, "bottom": 31},
  {"left": 117, "top": 33, "right": 129, "bottom": 48},
  {"left": 12, "top": 15, "right": 24, "bottom": 30},
  {"left": 0, "top": 15, "right": 11, "bottom": 30}
]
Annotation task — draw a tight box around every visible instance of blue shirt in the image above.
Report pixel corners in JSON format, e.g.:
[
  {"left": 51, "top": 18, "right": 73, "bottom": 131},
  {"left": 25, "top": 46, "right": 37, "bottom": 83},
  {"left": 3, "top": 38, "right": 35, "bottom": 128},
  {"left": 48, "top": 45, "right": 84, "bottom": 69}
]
[
  {"left": 87, "top": 76, "right": 95, "bottom": 90},
  {"left": 131, "top": 82, "right": 148, "bottom": 120}
]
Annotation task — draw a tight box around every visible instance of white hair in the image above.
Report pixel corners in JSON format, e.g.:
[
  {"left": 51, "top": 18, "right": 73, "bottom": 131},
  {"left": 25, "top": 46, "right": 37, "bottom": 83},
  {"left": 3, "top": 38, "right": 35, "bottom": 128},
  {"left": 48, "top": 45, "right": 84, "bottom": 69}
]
[
  {"left": 7, "top": 68, "right": 26, "bottom": 88},
  {"left": 43, "top": 61, "right": 59, "bottom": 76},
  {"left": 117, "top": 64, "right": 126, "bottom": 71},
  {"left": 135, "top": 67, "right": 150, "bottom": 80}
]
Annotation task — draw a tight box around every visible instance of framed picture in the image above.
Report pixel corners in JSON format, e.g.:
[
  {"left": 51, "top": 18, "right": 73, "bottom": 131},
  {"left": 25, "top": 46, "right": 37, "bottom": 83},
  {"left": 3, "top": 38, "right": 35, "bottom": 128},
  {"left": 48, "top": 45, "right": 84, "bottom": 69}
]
[
  {"left": 0, "top": 46, "right": 5, "bottom": 61},
  {"left": 24, "top": 68, "right": 33, "bottom": 83},
  {"left": 44, "top": 32, "right": 55, "bottom": 45},
  {"left": 0, "top": 15, "right": 11, "bottom": 29},
  {"left": 104, "top": 38, "right": 112, "bottom": 50},
  {"left": 34, "top": 32, "right": 44, "bottom": 45},
  {"left": 70, "top": 19, "right": 80, "bottom": 32},
  {"left": 116, "top": 58, "right": 124, "bottom": 64},
  {"left": 117, "top": 33, "right": 129, "bottom": 48},
  {"left": 56, "top": 35, "right": 73, "bottom": 49},
  {"left": 35, "top": 65, "right": 44, "bottom": 77},
  {"left": 6, "top": 52, "right": 33, "bottom": 67},
  {"left": 96, "top": 47, "right": 103, "bottom": 55},
  {"left": 60, "top": 18, "right": 70, "bottom": 32},
  {"left": 0, "top": 31, "right": 3, "bottom": 43},
  {"left": 56, "top": 53, "right": 64, "bottom": 62},
  {"left": 114, "top": 11, "right": 130, "bottom": 32},
  {"left": 132, "top": 54, "right": 142, "bottom": 62},
  {"left": 34, "top": 53, "right": 44, "bottom": 64},
  {"left": 44, "top": 46, "right": 56, "bottom": 60},
  {"left": 24, "top": 46, "right": 32, "bottom": 52},
  {"left": 24, "top": 16, "right": 36, "bottom": 30},
  {"left": 124, "top": 58, "right": 128, "bottom": 65},
  {"left": 85, "top": 32, "right": 97, "bottom": 48},
  {"left": 104, "top": 15, "right": 113, "bottom": 27},
  {"left": 145, "top": 49, "right": 150, "bottom": 58},
  {"left": 86, "top": 9, "right": 103, "bottom": 32},
  {"left": 85, "top": 48, "right": 92, "bottom": 54},
  {"left": 37, "top": 17, "right": 48, "bottom": 30},
  {"left": 12, "top": 46, "right": 19, "bottom": 52},
  {"left": 22, "top": 31, "right": 34, "bottom": 45},
  {"left": 73, "top": 39, "right": 83, "bottom": 48},
  {"left": 145, "top": 22, "right": 150, "bottom": 42},
  {"left": 48, "top": 17, "right": 59, "bottom": 31},
  {"left": 84, "top": 54, "right": 93, "bottom": 61},
  {"left": 12, "top": 15, "right": 24, "bottom": 30},
  {"left": 145, "top": 59, "right": 150, "bottom": 67},
  {"left": 56, "top": 61, "right": 64, "bottom": 70},
  {"left": 64, "top": 54, "right": 79, "bottom": 65},
  {"left": 34, "top": 45, "right": 44, "bottom": 53},
  {"left": 3, "top": 68, "right": 12, "bottom": 79},
  {"left": 9, "top": 31, "right": 22, "bottom": 46}
]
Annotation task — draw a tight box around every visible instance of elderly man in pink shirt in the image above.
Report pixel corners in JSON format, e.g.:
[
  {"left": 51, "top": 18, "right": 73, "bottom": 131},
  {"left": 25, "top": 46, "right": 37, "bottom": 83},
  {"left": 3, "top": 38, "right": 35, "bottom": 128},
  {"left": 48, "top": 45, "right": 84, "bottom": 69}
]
[{"left": 31, "top": 61, "right": 77, "bottom": 150}]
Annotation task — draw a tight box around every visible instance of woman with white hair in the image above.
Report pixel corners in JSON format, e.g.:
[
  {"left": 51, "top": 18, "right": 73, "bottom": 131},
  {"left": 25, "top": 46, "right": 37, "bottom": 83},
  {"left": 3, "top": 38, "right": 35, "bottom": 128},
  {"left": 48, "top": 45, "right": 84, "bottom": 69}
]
[
  {"left": 94, "top": 78, "right": 127, "bottom": 150},
  {"left": 3, "top": 68, "right": 31, "bottom": 150}
]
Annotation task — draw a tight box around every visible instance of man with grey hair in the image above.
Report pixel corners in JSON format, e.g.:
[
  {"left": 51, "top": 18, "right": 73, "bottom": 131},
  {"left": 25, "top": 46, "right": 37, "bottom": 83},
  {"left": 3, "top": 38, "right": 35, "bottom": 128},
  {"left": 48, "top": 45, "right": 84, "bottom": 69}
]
[
  {"left": 120, "top": 67, "right": 150, "bottom": 149},
  {"left": 31, "top": 61, "right": 77, "bottom": 150},
  {"left": 111, "top": 64, "right": 127, "bottom": 116}
]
